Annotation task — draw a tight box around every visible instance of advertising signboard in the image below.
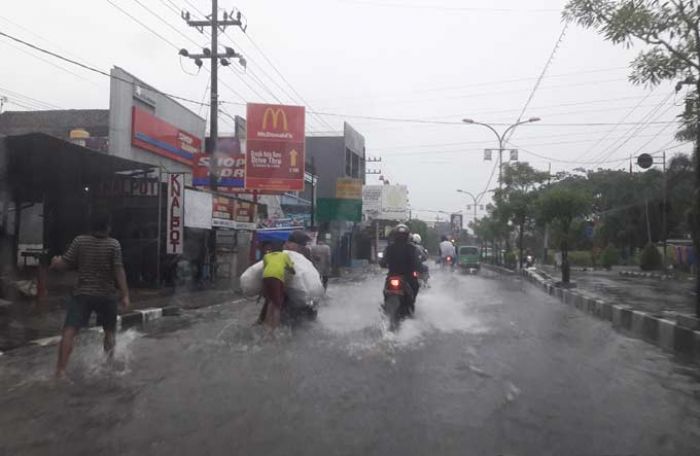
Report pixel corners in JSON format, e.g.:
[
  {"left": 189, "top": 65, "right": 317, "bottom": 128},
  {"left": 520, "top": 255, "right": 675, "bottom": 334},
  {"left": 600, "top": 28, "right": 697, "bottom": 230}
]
[
  {"left": 336, "top": 178, "right": 363, "bottom": 200},
  {"left": 380, "top": 185, "right": 409, "bottom": 221},
  {"left": 96, "top": 177, "right": 159, "bottom": 197},
  {"left": 316, "top": 198, "right": 362, "bottom": 223},
  {"left": 450, "top": 213, "right": 463, "bottom": 234},
  {"left": 132, "top": 107, "right": 201, "bottom": 166},
  {"left": 184, "top": 189, "right": 213, "bottom": 230},
  {"left": 362, "top": 185, "right": 382, "bottom": 219},
  {"left": 245, "top": 103, "right": 305, "bottom": 192},
  {"left": 166, "top": 173, "right": 185, "bottom": 254},
  {"left": 192, "top": 137, "right": 245, "bottom": 189}
]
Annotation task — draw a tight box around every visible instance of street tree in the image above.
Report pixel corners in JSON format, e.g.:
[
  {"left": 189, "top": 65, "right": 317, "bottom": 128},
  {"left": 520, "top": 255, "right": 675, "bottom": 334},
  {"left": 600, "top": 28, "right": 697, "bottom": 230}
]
[
  {"left": 495, "top": 163, "right": 549, "bottom": 268},
  {"left": 537, "top": 186, "right": 592, "bottom": 284},
  {"left": 564, "top": 0, "right": 700, "bottom": 313}
]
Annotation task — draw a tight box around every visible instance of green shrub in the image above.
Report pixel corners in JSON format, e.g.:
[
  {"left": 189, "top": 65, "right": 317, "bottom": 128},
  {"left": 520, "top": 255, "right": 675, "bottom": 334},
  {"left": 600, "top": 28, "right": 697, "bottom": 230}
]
[
  {"left": 601, "top": 245, "right": 619, "bottom": 270},
  {"left": 639, "top": 243, "right": 662, "bottom": 271},
  {"left": 567, "top": 251, "right": 593, "bottom": 267},
  {"left": 504, "top": 251, "right": 517, "bottom": 269}
]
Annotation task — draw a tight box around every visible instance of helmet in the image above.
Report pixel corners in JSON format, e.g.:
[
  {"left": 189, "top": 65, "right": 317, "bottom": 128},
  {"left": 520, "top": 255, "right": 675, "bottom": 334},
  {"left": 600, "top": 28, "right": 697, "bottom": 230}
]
[
  {"left": 392, "top": 224, "right": 410, "bottom": 235},
  {"left": 411, "top": 233, "right": 422, "bottom": 244},
  {"left": 392, "top": 224, "right": 410, "bottom": 242}
]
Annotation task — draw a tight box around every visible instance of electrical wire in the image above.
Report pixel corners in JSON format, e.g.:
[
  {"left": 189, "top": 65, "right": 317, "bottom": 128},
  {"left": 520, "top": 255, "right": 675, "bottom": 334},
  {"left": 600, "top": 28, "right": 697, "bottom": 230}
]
[
  {"left": 336, "top": 0, "right": 560, "bottom": 13},
  {"left": 105, "top": 0, "right": 180, "bottom": 50},
  {"left": 588, "top": 90, "right": 677, "bottom": 166},
  {"left": 0, "top": 29, "right": 213, "bottom": 107},
  {"left": 511, "top": 23, "right": 568, "bottom": 135},
  {"left": 572, "top": 89, "right": 657, "bottom": 162}
]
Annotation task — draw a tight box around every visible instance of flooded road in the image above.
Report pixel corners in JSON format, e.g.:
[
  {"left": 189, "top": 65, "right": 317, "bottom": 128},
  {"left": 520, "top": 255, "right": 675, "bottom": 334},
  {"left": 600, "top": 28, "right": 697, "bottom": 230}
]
[{"left": 2, "top": 270, "right": 700, "bottom": 456}]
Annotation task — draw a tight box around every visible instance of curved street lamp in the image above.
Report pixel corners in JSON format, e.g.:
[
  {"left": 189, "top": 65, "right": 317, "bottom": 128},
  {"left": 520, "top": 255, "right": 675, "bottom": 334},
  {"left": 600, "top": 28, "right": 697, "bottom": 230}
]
[{"left": 462, "top": 117, "right": 541, "bottom": 188}]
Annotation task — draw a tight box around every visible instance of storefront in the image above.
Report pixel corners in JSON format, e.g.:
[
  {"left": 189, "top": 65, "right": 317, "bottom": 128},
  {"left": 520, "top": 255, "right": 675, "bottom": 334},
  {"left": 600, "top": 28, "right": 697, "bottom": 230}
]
[{"left": 0, "top": 133, "right": 158, "bottom": 296}]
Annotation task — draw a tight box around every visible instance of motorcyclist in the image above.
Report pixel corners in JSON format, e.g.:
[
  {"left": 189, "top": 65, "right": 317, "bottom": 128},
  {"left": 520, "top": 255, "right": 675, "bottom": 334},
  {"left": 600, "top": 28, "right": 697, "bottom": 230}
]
[
  {"left": 411, "top": 233, "right": 430, "bottom": 281},
  {"left": 438, "top": 235, "right": 456, "bottom": 267},
  {"left": 380, "top": 224, "right": 421, "bottom": 306}
]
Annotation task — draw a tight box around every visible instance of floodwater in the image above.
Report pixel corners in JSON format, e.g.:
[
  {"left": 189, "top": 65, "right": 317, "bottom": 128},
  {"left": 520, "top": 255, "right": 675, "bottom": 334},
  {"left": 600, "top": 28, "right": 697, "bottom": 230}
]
[{"left": 2, "top": 269, "right": 700, "bottom": 456}]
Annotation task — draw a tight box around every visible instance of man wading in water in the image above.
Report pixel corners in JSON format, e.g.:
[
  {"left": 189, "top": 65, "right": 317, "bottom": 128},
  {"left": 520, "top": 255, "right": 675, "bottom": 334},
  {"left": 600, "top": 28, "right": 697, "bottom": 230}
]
[{"left": 51, "top": 210, "right": 130, "bottom": 378}]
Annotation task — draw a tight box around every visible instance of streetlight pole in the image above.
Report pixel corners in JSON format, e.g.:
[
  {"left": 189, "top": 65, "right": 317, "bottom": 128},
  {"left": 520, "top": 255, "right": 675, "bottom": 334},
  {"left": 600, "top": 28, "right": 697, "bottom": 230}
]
[{"left": 462, "top": 117, "right": 541, "bottom": 188}]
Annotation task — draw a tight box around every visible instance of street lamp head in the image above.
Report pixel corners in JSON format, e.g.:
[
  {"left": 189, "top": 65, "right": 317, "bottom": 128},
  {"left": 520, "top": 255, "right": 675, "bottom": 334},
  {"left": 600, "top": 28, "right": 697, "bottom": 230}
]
[
  {"left": 527, "top": 117, "right": 541, "bottom": 123},
  {"left": 462, "top": 119, "right": 475, "bottom": 124}
]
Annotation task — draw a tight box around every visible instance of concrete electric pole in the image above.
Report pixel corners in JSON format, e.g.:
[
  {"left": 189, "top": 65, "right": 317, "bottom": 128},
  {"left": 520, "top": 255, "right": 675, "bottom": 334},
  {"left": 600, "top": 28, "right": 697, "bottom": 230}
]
[{"left": 180, "top": 1, "right": 247, "bottom": 191}]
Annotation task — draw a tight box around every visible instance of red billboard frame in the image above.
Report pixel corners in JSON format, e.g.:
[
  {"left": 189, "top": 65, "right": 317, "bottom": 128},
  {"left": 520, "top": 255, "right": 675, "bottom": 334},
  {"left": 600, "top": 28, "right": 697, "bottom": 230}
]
[{"left": 245, "top": 103, "right": 305, "bottom": 192}]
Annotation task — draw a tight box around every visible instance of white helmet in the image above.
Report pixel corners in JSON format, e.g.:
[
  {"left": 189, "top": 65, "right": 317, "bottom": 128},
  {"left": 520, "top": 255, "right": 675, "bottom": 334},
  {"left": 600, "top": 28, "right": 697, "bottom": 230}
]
[{"left": 411, "top": 233, "right": 422, "bottom": 244}]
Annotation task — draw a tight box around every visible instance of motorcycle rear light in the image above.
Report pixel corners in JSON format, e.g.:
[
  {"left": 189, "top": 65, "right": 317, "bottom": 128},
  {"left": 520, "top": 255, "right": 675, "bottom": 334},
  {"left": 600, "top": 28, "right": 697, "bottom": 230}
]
[{"left": 390, "top": 278, "right": 400, "bottom": 288}]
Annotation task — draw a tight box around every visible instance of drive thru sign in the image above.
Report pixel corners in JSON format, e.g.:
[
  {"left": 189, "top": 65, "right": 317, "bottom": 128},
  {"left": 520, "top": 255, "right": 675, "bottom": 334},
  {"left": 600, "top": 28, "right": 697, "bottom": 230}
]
[{"left": 245, "top": 103, "right": 305, "bottom": 192}]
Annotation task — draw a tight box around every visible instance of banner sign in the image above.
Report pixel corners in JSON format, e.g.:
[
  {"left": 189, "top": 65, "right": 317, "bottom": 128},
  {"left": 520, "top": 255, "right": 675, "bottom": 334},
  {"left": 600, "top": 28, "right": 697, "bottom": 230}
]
[
  {"left": 166, "top": 173, "right": 185, "bottom": 254},
  {"left": 212, "top": 195, "right": 236, "bottom": 221},
  {"left": 451, "top": 213, "right": 463, "bottom": 234},
  {"left": 245, "top": 103, "right": 305, "bottom": 192},
  {"left": 380, "top": 185, "right": 409, "bottom": 221},
  {"left": 132, "top": 107, "right": 202, "bottom": 166},
  {"left": 184, "top": 189, "right": 212, "bottom": 229},
  {"left": 96, "top": 177, "right": 159, "bottom": 197},
  {"left": 316, "top": 198, "right": 362, "bottom": 223},
  {"left": 336, "top": 178, "right": 363, "bottom": 200},
  {"left": 192, "top": 137, "right": 245, "bottom": 189}
]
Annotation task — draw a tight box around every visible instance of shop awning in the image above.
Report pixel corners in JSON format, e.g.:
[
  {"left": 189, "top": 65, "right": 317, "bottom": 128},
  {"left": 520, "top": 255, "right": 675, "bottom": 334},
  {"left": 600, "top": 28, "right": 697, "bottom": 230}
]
[{"left": 4, "top": 133, "right": 156, "bottom": 201}]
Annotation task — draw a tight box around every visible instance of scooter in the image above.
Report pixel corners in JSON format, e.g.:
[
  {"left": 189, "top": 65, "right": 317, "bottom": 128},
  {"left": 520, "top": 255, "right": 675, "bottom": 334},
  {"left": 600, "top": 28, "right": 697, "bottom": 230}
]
[
  {"left": 441, "top": 255, "right": 456, "bottom": 272},
  {"left": 382, "top": 274, "right": 416, "bottom": 331}
]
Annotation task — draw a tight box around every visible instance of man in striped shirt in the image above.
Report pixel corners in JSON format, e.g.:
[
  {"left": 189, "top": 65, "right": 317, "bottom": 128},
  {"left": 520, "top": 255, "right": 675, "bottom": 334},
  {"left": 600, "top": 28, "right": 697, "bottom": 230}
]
[{"left": 51, "top": 210, "right": 130, "bottom": 378}]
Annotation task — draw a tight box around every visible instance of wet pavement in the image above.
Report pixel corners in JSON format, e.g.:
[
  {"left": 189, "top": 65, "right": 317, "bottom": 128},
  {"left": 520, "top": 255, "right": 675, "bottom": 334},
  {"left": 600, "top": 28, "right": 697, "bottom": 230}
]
[
  {"left": 2, "top": 270, "right": 700, "bottom": 455},
  {"left": 538, "top": 265, "right": 696, "bottom": 316}
]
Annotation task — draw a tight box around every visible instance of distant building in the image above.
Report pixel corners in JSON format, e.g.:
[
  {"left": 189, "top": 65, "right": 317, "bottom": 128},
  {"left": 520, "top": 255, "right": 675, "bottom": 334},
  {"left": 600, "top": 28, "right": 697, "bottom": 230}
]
[{"left": 306, "top": 123, "right": 367, "bottom": 268}]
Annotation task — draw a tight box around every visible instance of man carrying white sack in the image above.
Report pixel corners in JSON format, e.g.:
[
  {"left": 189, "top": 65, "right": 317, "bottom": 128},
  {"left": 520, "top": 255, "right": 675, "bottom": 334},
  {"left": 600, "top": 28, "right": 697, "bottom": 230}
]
[{"left": 241, "top": 243, "right": 325, "bottom": 326}]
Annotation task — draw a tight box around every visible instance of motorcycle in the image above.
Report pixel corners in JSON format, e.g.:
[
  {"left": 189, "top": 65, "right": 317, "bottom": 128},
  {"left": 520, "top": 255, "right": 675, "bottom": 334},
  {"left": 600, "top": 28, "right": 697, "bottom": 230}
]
[
  {"left": 382, "top": 274, "right": 416, "bottom": 331},
  {"left": 524, "top": 255, "right": 535, "bottom": 269},
  {"left": 441, "top": 255, "right": 455, "bottom": 272}
]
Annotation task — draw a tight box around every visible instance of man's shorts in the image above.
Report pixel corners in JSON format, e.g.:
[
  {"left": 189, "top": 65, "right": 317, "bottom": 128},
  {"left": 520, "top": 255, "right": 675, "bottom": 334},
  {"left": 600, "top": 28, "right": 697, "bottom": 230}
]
[{"left": 64, "top": 295, "right": 118, "bottom": 331}]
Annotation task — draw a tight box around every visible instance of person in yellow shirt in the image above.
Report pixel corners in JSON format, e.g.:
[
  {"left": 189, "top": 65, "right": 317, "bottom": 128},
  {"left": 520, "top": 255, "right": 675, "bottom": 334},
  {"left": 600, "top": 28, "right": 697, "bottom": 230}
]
[{"left": 262, "top": 241, "right": 295, "bottom": 329}]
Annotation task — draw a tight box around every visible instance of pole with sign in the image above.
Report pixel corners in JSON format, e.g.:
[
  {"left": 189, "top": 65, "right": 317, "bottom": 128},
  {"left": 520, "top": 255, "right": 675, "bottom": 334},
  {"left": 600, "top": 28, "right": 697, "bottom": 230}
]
[{"left": 166, "top": 173, "right": 185, "bottom": 254}]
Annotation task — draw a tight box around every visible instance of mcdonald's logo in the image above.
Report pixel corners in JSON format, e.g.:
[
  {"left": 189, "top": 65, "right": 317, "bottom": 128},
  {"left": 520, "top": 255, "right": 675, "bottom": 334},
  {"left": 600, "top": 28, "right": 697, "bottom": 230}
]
[{"left": 262, "top": 108, "right": 288, "bottom": 131}]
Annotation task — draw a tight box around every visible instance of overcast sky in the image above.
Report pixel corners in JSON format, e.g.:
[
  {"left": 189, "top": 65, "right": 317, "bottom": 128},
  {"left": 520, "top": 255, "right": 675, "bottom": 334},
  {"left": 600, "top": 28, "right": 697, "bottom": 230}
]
[{"left": 0, "top": 0, "right": 691, "bottom": 222}]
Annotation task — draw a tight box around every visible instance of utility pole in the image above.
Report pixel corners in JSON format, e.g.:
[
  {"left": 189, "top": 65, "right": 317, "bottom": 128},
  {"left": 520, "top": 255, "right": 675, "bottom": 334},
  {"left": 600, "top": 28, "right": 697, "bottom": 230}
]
[{"left": 180, "top": 2, "right": 247, "bottom": 191}]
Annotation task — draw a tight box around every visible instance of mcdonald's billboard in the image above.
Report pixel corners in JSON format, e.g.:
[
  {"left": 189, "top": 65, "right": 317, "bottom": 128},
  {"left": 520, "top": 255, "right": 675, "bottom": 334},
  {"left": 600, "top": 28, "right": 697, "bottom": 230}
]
[{"left": 245, "top": 103, "right": 305, "bottom": 192}]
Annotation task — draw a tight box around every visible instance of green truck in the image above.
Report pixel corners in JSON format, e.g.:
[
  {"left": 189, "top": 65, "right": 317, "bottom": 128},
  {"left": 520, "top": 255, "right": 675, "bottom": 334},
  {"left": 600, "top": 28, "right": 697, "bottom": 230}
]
[{"left": 458, "top": 245, "right": 481, "bottom": 272}]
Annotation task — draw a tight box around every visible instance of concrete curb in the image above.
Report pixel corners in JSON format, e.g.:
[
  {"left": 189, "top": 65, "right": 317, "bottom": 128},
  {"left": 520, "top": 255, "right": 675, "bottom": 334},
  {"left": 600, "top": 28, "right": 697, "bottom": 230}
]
[
  {"left": 619, "top": 270, "right": 671, "bottom": 280},
  {"left": 20, "top": 297, "right": 248, "bottom": 351},
  {"left": 481, "top": 263, "right": 516, "bottom": 276},
  {"left": 516, "top": 268, "right": 700, "bottom": 361}
]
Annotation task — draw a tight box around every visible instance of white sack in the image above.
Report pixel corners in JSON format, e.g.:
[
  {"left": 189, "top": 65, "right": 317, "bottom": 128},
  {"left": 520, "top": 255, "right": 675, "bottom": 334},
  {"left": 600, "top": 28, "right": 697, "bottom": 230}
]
[
  {"left": 240, "top": 261, "right": 263, "bottom": 296},
  {"left": 239, "top": 250, "right": 325, "bottom": 301}
]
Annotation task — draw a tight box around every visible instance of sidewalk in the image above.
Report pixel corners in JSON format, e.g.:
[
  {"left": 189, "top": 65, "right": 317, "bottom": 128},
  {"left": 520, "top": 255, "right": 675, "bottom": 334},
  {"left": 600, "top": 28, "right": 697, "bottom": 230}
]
[
  {"left": 537, "top": 264, "right": 696, "bottom": 317},
  {"left": 0, "top": 287, "right": 241, "bottom": 352}
]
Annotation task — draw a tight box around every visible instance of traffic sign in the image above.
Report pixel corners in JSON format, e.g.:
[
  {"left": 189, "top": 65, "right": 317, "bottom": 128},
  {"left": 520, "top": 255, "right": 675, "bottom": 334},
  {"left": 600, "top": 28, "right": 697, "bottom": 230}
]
[{"left": 637, "top": 153, "right": 654, "bottom": 169}]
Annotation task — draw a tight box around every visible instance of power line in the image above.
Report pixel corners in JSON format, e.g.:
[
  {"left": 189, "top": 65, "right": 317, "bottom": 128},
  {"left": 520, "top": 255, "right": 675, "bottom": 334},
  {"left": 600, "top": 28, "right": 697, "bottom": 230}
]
[
  {"left": 169, "top": 0, "right": 329, "bottom": 131},
  {"left": 0, "top": 28, "right": 213, "bottom": 107},
  {"left": 511, "top": 23, "right": 568, "bottom": 135},
  {"left": 131, "top": 0, "right": 202, "bottom": 48},
  {"left": 105, "top": 0, "right": 180, "bottom": 50},
  {"left": 588, "top": 90, "right": 676, "bottom": 166},
  {"left": 572, "top": 89, "right": 657, "bottom": 162},
  {"left": 336, "top": 0, "right": 561, "bottom": 13}
]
